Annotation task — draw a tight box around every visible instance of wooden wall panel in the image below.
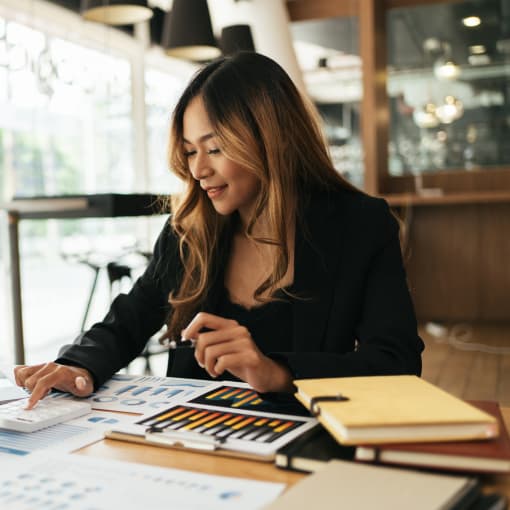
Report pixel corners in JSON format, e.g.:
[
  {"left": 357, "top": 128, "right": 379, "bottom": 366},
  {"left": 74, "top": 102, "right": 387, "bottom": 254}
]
[
  {"left": 359, "top": 0, "right": 388, "bottom": 194},
  {"left": 405, "top": 205, "right": 479, "bottom": 320},
  {"left": 478, "top": 204, "right": 510, "bottom": 320},
  {"left": 403, "top": 203, "right": 510, "bottom": 321},
  {"left": 286, "top": 0, "right": 357, "bottom": 21}
]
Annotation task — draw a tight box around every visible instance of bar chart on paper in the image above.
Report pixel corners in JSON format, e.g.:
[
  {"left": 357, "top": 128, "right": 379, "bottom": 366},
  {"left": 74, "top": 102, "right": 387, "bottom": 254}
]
[
  {"left": 138, "top": 404, "right": 306, "bottom": 443},
  {"left": 189, "top": 384, "right": 310, "bottom": 415},
  {"left": 85, "top": 374, "right": 214, "bottom": 414},
  {"left": 0, "top": 410, "right": 136, "bottom": 458}
]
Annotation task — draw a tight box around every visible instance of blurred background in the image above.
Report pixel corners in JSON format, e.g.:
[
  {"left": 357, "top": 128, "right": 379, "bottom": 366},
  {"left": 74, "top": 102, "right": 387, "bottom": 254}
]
[{"left": 0, "top": 0, "right": 509, "bottom": 402}]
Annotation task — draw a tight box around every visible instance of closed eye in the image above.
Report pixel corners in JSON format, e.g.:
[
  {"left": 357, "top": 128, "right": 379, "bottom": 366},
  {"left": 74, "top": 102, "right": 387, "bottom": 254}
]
[
  {"left": 184, "top": 150, "right": 196, "bottom": 158},
  {"left": 207, "top": 148, "right": 221, "bottom": 155}
]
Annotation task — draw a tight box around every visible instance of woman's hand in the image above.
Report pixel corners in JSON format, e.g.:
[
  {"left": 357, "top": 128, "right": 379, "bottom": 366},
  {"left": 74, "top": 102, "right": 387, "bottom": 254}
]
[
  {"left": 182, "top": 312, "right": 294, "bottom": 393},
  {"left": 14, "top": 363, "right": 94, "bottom": 409}
]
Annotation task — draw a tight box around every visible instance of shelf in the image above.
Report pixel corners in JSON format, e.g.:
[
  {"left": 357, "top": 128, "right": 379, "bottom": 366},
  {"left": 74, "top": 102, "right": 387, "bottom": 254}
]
[{"left": 383, "top": 190, "right": 510, "bottom": 207}]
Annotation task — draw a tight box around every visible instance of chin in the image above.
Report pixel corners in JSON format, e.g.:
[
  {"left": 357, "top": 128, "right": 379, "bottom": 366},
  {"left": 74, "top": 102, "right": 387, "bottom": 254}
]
[{"left": 212, "top": 203, "right": 236, "bottom": 216}]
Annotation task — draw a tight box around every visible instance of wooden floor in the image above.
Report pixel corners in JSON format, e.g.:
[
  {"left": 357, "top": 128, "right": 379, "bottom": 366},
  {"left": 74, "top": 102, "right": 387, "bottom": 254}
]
[{"left": 420, "top": 322, "right": 510, "bottom": 406}]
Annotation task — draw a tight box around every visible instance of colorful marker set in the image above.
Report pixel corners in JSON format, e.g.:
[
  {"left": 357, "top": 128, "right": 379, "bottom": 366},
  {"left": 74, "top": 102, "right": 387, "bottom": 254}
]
[{"left": 137, "top": 405, "right": 304, "bottom": 444}]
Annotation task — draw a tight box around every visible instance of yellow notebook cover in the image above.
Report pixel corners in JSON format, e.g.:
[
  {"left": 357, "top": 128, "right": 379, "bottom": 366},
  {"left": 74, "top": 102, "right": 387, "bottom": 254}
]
[{"left": 294, "top": 376, "right": 498, "bottom": 445}]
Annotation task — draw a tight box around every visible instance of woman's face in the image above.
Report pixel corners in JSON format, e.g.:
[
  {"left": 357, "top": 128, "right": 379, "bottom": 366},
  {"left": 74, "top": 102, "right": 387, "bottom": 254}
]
[{"left": 182, "top": 95, "right": 260, "bottom": 220}]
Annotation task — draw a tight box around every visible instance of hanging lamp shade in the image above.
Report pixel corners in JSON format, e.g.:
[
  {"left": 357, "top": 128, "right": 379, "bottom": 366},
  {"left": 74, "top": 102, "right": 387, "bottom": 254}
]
[
  {"left": 220, "top": 24, "right": 255, "bottom": 56},
  {"left": 81, "top": 0, "right": 153, "bottom": 26},
  {"left": 162, "top": 0, "right": 221, "bottom": 61}
]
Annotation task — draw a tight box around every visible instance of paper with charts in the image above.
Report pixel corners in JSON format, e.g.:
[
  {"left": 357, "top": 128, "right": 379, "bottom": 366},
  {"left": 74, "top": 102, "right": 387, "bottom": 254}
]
[
  {"left": 110, "top": 381, "right": 317, "bottom": 459},
  {"left": 0, "top": 451, "right": 285, "bottom": 510},
  {"left": 0, "top": 409, "right": 137, "bottom": 459},
  {"left": 82, "top": 374, "right": 214, "bottom": 414}
]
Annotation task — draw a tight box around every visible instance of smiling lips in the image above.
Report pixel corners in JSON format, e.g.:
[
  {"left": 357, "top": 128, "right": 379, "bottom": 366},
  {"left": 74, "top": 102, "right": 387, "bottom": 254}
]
[{"left": 205, "top": 185, "right": 227, "bottom": 199}]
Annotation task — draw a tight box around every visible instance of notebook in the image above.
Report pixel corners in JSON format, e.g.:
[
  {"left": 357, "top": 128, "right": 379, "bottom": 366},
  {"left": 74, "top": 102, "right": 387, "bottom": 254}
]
[
  {"left": 355, "top": 400, "right": 510, "bottom": 473},
  {"left": 275, "top": 425, "right": 355, "bottom": 473},
  {"left": 265, "top": 459, "right": 480, "bottom": 510},
  {"left": 294, "top": 375, "right": 498, "bottom": 444}
]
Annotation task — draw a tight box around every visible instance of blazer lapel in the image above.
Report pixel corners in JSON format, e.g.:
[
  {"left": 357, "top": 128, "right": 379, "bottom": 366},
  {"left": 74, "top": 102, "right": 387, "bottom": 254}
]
[{"left": 292, "top": 194, "right": 345, "bottom": 353}]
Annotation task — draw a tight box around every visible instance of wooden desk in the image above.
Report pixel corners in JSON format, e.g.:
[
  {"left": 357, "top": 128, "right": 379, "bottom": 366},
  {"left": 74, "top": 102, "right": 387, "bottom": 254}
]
[{"left": 76, "top": 407, "right": 510, "bottom": 498}]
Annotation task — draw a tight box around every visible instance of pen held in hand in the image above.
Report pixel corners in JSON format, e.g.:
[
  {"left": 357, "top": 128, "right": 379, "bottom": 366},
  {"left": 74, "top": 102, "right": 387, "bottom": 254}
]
[{"left": 168, "top": 337, "right": 197, "bottom": 350}]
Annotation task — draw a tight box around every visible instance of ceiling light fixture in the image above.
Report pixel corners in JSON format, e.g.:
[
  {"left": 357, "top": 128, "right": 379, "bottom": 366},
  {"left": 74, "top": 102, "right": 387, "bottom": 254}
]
[
  {"left": 162, "top": 0, "right": 220, "bottom": 62},
  {"left": 469, "top": 44, "right": 486, "bottom": 54},
  {"left": 434, "top": 58, "right": 461, "bottom": 80},
  {"left": 435, "top": 96, "right": 464, "bottom": 124},
  {"left": 220, "top": 24, "right": 255, "bottom": 56},
  {"left": 462, "top": 16, "right": 481, "bottom": 28},
  {"left": 81, "top": 0, "right": 153, "bottom": 25},
  {"left": 413, "top": 103, "right": 440, "bottom": 129}
]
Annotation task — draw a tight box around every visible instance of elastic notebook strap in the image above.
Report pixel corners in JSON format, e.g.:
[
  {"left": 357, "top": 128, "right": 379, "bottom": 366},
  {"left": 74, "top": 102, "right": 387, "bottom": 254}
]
[{"left": 309, "top": 394, "right": 349, "bottom": 417}]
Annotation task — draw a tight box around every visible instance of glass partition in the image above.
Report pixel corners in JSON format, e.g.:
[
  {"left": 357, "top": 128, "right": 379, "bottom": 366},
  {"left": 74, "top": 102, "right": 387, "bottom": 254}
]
[
  {"left": 291, "top": 15, "right": 364, "bottom": 189},
  {"left": 387, "top": 0, "right": 510, "bottom": 177}
]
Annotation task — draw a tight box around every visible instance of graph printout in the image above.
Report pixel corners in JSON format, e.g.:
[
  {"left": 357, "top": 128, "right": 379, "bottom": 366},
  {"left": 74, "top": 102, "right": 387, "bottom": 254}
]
[
  {"left": 81, "top": 374, "right": 214, "bottom": 414},
  {"left": 138, "top": 405, "right": 306, "bottom": 443},
  {"left": 189, "top": 384, "right": 309, "bottom": 415},
  {"left": 0, "top": 452, "right": 285, "bottom": 510},
  {"left": 0, "top": 410, "right": 137, "bottom": 458}
]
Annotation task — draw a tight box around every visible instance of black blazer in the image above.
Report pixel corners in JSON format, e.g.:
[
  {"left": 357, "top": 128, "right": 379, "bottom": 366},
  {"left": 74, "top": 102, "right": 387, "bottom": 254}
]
[{"left": 57, "top": 189, "right": 424, "bottom": 388}]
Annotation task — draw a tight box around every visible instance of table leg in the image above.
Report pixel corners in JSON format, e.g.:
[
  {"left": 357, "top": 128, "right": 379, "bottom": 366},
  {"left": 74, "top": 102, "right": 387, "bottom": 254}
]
[{"left": 8, "top": 212, "right": 24, "bottom": 365}]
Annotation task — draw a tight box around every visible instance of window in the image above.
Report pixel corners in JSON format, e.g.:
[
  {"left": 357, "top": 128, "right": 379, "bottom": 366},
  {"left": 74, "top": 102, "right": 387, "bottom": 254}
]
[
  {"left": 387, "top": 0, "right": 510, "bottom": 176},
  {"left": 0, "top": 3, "right": 192, "bottom": 365}
]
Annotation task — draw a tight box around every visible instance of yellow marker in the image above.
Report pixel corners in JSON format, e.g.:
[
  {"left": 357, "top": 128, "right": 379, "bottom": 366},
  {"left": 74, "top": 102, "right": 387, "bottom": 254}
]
[
  {"left": 254, "top": 418, "right": 268, "bottom": 426},
  {"left": 269, "top": 420, "right": 281, "bottom": 427}
]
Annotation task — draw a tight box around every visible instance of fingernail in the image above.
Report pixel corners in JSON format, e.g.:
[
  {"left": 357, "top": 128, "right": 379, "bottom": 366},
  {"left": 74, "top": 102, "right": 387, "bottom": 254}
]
[{"left": 75, "top": 376, "right": 86, "bottom": 390}]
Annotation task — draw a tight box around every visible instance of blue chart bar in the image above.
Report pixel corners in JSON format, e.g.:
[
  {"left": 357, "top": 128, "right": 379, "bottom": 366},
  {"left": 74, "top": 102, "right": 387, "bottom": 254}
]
[
  {"left": 151, "top": 387, "right": 167, "bottom": 396},
  {"left": 0, "top": 424, "right": 88, "bottom": 456},
  {"left": 115, "top": 385, "right": 137, "bottom": 395},
  {"left": 131, "top": 386, "right": 151, "bottom": 396}
]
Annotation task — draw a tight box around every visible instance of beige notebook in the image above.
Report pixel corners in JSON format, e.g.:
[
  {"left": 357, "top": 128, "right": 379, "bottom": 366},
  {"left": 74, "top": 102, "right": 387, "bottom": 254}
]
[
  {"left": 294, "top": 375, "right": 498, "bottom": 445},
  {"left": 265, "top": 459, "right": 479, "bottom": 510}
]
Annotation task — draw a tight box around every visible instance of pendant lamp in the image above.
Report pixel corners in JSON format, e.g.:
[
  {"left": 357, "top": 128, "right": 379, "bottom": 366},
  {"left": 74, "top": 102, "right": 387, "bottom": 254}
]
[
  {"left": 81, "top": 0, "right": 153, "bottom": 26},
  {"left": 220, "top": 24, "right": 255, "bottom": 56},
  {"left": 162, "top": 0, "right": 221, "bottom": 61}
]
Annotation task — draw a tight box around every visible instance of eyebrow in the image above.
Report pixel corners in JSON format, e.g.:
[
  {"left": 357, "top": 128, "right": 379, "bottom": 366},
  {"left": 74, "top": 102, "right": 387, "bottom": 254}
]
[{"left": 183, "top": 133, "right": 216, "bottom": 145}]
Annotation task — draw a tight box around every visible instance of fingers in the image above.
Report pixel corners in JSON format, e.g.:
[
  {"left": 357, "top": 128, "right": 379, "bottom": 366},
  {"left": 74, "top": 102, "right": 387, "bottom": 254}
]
[
  {"left": 194, "top": 326, "right": 251, "bottom": 371},
  {"left": 14, "top": 364, "right": 45, "bottom": 388},
  {"left": 20, "top": 363, "right": 93, "bottom": 409},
  {"left": 182, "top": 312, "right": 237, "bottom": 341}
]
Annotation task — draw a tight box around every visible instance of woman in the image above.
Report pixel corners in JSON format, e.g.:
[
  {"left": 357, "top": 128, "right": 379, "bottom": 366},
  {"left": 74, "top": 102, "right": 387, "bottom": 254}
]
[{"left": 16, "top": 52, "right": 423, "bottom": 408}]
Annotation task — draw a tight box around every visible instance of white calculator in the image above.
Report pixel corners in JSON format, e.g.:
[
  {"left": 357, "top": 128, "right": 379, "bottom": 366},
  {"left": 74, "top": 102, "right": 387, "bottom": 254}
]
[{"left": 0, "top": 398, "right": 91, "bottom": 432}]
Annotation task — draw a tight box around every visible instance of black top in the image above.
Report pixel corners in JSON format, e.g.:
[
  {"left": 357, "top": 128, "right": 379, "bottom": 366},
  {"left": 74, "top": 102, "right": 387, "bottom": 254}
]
[
  {"left": 215, "top": 286, "right": 294, "bottom": 355},
  {"left": 56, "top": 189, "right": 424, "bottom": 388}
]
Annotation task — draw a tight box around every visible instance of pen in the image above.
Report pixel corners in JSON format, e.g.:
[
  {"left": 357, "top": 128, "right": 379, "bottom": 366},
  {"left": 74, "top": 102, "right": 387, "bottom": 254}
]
[{"left": 168, "top": 337, "right": 196, "bottom": 350}]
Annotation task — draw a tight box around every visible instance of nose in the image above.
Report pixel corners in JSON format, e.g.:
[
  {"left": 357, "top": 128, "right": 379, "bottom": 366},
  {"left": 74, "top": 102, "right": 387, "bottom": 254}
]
[{"left": 189, "top": 151, "right": 214, "bottom": 181}]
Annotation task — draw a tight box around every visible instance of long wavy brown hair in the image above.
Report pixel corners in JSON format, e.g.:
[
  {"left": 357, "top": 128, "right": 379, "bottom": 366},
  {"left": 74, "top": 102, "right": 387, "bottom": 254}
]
[{"left": 162, "top": 52, "right": 358, "bottom": 342}]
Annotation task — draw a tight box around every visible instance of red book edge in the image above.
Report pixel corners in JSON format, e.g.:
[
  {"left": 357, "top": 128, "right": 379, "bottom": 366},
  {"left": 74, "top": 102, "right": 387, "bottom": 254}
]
[{"left": 355, "top": 400, "right": 510, "bottom": 473}]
